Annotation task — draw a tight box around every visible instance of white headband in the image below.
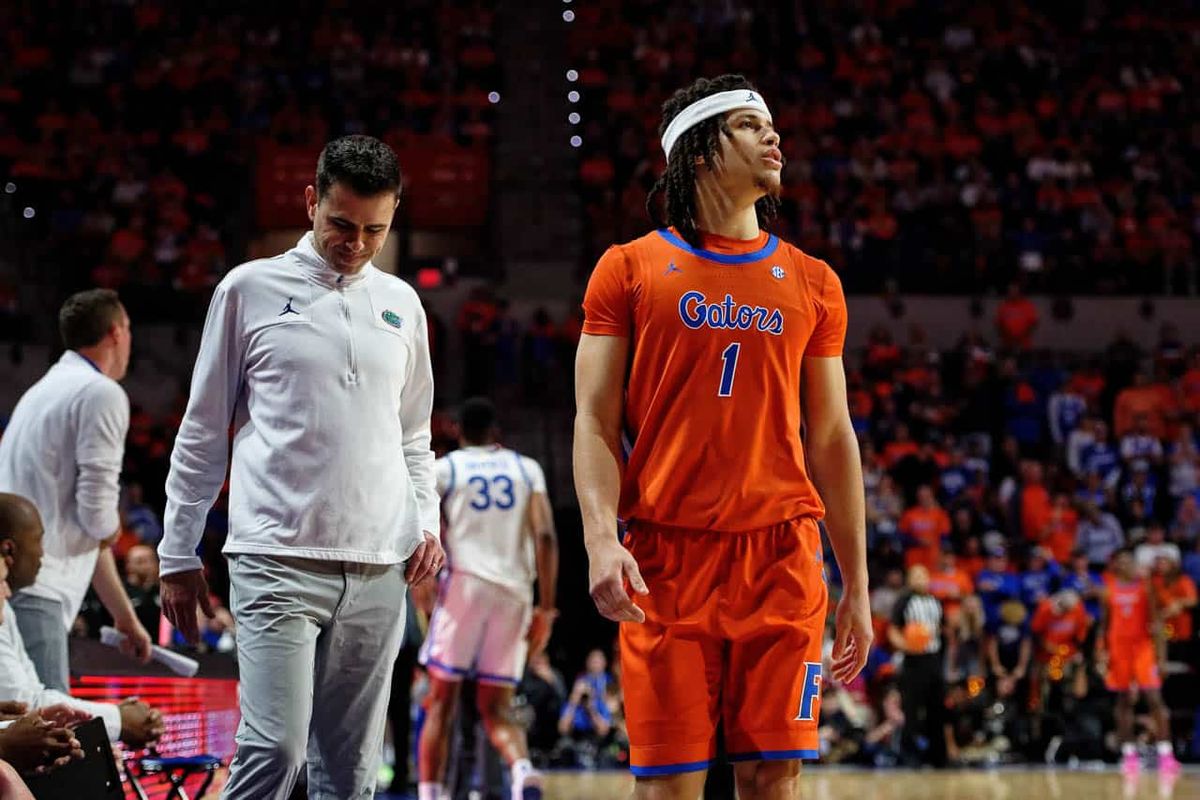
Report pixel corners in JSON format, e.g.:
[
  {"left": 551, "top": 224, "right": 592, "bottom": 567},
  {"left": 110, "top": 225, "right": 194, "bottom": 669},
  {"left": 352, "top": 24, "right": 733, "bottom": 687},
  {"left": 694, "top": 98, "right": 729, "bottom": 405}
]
[{"left": 660, "top": 89, "right": 773, "bottom": 159}]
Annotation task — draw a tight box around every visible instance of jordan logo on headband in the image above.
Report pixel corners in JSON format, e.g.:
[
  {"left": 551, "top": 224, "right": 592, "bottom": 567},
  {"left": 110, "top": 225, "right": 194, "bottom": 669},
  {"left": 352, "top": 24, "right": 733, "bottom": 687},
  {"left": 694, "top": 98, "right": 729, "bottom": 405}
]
[{"left": 661, "top": 89, "right": 773, "bottom": 159}]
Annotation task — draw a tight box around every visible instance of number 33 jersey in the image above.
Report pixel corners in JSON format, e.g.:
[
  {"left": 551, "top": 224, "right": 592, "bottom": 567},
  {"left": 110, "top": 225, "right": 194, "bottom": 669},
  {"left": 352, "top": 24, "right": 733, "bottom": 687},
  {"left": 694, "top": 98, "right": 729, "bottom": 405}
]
[
  {"left": 582, "top": 227, "right": 848, "bottom": 533},
  {"left": 434, "top": 445, "right": 546, "bottom": 599}
]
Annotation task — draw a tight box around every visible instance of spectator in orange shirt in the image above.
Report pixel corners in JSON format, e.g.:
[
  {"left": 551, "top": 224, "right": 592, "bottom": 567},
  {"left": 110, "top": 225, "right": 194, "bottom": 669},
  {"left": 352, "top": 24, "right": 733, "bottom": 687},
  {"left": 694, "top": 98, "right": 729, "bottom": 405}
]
[
  {"left": 1151, "top": 556, "right": 1197, "bottom": 649},
  {"left": 882, "top": 422, "right": 920, "bottom": 469},
  {"left": 1040, "top": 493, "right": 1080, "bottom": 564},
  {"left": 1019, "top": 461, "right": 1052, "bottom": 543},
  {"left": 1029, "top": 590, "right": 1091, "bottom": 707},
  {"left": 1113, "top": 370, "right": 1176, "bottom": 439},
  {"left": 899, "top": 485, "right": 952, "bottom": 570},
  {"left": 929, "top": 549, "right": 974, "bottom": 624},
  {"left": 995, "top": 282, "right": 1039, "bottom": 352}
]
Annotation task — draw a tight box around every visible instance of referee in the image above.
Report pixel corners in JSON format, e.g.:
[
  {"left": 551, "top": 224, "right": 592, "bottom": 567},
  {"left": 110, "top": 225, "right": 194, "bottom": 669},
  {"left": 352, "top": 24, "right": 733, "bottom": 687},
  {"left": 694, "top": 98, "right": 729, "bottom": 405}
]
[
  {"left": 887, "top": 564, "right": 947, "bottom": 766},
  {"left": 159, "top": 135, "right": 444, "bottom": 799}
]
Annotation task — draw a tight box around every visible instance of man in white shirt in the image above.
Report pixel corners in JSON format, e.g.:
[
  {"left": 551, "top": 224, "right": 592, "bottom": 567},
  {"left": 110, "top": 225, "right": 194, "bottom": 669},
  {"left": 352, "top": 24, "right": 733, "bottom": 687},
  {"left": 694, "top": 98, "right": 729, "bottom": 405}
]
[
  {"left": 159, "top": 135, "right": 444, "bottom": 800},
  {"left": 0, "top": 290, "right": 152, "bottom": 691},
  {"left": 0, "top": 494, "right": 162, "bottom": 750},
  {"left": 417, "top": 398, "right": 558, "bottom": 800}
]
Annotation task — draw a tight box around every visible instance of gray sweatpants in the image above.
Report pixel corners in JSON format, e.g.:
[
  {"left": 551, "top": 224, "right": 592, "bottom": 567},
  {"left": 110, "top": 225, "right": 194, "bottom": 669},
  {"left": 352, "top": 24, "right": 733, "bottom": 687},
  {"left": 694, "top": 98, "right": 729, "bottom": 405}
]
[
  {"left": 221, "top": 555, "right": 407, "bottom": 800},
  {"left": 9, "top": 593, "right": 70, "bottom": 692}
]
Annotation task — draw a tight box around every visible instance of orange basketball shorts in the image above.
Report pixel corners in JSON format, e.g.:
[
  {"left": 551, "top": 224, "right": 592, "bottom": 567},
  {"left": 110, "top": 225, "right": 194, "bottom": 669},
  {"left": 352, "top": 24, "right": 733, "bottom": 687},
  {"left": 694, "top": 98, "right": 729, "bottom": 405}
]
[
  {"left": 620, "top": 516, "right": 828, "bottom": 777},
  {"left": 1105, "top": 637, "right": 1161, "bottom": 692}
]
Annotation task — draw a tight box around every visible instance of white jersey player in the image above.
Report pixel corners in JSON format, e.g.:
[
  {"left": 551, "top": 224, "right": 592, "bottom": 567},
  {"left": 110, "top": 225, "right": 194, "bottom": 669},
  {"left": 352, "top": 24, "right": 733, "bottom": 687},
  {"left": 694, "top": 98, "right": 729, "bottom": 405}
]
[{"left": 418, "top": 398, "right": 558, "bottom": 800}]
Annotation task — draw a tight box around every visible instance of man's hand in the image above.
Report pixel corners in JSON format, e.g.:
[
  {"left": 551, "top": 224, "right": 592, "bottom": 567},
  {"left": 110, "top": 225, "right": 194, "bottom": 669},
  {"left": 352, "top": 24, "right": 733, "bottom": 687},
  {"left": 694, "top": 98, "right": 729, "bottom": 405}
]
[
  {"left": 830, "top": 585, "right": 873, "bottom": 684},
  {"left": 161, "top": 569, "right": 215, "bottom": 646},
  {"left": 0, "top": 713, "right": 81, "bottom": 774},
  {"left": 118, "top": 699, "right": 164, "bottom": 748},
  {"left": 35, "top": 705, "right": 92, "bottom": 729},
  {"left": 587, "top": 538, "right": 648, "bottom": 623},
  {"left": 0, "top": 702, "right": 28, "bottom": 722},
  {"left": 405, "top": 530, "right": 444, "bottom": 585},
  {"left": 526, "top": 608, "right": 558, "bottom": 657},
  {"left": 115, "top": 618, "right": 153, "bottom": 664}
]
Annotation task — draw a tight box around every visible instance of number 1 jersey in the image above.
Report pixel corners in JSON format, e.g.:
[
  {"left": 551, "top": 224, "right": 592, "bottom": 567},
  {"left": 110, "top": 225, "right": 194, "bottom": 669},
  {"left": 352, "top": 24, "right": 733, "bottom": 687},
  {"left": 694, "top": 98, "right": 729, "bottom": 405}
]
[
  {"left": 435, "top": 444, "right": 546, "bottom": 600},
  {"left": 581, "top": 227, "right": 847, "bottom": 532}
]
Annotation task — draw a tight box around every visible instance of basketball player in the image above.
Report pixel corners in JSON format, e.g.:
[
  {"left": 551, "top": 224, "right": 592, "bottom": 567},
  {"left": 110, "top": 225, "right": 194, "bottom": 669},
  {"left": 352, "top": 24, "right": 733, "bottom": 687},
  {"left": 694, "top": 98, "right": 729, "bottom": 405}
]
[
  {"left": 417, "top": 398, "right": 557, "bottom": 800},
  {"left": 159, "top": 135, "right": 444, "bottom": 799},
  {"left": 574, "top": 74, "right": 872, "bottom": 799},
  {"left": 1098, "top": 548, "right": 1179, "bottom": 774}
]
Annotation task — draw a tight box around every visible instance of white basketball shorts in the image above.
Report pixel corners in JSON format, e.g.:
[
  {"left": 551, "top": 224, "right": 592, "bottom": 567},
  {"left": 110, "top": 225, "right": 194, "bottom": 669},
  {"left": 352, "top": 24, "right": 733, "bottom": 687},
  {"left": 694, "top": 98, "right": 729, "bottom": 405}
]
[{"left": 418, "top": 570, "right": 532, "bottom": 686}]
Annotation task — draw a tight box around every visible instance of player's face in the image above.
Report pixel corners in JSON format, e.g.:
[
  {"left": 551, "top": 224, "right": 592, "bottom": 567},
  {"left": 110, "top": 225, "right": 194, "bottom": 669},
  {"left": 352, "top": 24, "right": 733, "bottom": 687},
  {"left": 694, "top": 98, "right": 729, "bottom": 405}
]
[
  {"left": 305, "top": 182, "right": 398, "bottom": 274},
  {"left": 709, "top": 109, "right": 782, "bottom": 203},
  {"left": 6, "top": 520, "right": 44, "bottom": 592},
  {"left": 1112, "top": 552, "right": 1134, "bottom": 579}
]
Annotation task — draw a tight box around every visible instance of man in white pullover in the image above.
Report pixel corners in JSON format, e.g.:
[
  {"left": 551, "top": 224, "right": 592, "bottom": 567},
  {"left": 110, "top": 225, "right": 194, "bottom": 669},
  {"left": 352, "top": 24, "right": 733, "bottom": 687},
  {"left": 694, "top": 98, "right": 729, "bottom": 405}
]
[
  {"left": 159, "top": 135, "right": 444, "bottom": 799},
  {"left": 0, "top": 289, "right": 152, "bottom": 691}
]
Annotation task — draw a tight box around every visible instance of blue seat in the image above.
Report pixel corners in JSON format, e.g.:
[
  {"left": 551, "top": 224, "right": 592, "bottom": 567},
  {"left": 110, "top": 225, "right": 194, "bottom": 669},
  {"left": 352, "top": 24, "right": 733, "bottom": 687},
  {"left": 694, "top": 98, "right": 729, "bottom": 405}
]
[{"left": 127, "top": 753, "right": 222, "bottom": 800}]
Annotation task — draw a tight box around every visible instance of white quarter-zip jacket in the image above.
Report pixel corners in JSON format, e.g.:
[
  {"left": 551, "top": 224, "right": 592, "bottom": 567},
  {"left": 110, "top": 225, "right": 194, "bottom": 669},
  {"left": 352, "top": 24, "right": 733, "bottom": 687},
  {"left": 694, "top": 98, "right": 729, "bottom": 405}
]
[
  {"left": 159, "top": 234, "right": 439, "bottom": 576},
  {"left": 0, "top": 351, "right": 128, "bottom": 627}
]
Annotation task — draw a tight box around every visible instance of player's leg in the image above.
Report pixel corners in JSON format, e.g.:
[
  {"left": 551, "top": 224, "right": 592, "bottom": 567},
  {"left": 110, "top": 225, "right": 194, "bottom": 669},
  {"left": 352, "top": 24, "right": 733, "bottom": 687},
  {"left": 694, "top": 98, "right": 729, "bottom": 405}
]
[
  {"left": 724, "top": 519, "right": 827, "bottom": 790},
  {"left": 1139, "top": 638, "right": 1180, "bottom": 772},
  {"left": 222, "top": 556, "right": 331, "bottom": 799},
  {"left": 419, "top": 674, "right": 462, "bottom": 797},
  {"left": 306, "top": 561, "right": 408, "bottom": 798},
  {"left": 732, "top": 759, "right": 801, "bottom": 800},
  {"left": 633, "top": 772, "right": 709, "bottom": 800},
  {"left": 622, "top": 527, "right": 723, "bottom": 797},
  {"left": 416, "top": 572, "right": 487, "bottom": 800},
  {"left": 474, "top": 585, "right": 542, "bottom": 798}
]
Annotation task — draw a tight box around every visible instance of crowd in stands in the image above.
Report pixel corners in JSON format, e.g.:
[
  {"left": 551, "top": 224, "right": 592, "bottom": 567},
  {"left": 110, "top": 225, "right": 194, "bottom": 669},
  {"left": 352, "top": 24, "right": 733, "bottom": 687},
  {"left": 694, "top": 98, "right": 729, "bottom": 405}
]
[
  {"left": 0, "top": 0, "right": 497, "bottom": 325},
  {"left": 569, "top": 0, "right": 1199, "bottom": 294}
]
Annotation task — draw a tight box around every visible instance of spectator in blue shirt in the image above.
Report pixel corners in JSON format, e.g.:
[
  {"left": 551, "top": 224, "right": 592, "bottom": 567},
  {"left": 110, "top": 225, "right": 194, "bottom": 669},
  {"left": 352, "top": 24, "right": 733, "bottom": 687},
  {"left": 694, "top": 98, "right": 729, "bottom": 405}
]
[
  {"left": 1059, "top": 550, "right": 1105, "bottom": 621},
  {"left": 975, "top": 548, "right": 1021, "bottom": 627},
  {"left": 1020, "top": 547, "right": 1060, "bottom": 610}
]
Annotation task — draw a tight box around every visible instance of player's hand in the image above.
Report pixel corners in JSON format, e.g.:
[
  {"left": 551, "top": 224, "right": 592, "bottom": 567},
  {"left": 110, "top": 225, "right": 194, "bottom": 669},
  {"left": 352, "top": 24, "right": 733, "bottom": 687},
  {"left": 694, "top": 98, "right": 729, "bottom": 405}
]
[
  {"left": 161, "top": 569, "right": 215, "bottom": 646},
  {"left": 0, "top": 701, "right": 28, "bottom": 722},
  {"left": 830, "top": 584, "right": 873, "bottom": 684},
  {"left": 118, "top": 700, "right": 164, "bottom": 748},
  {"left": 527, "top": 608, "right": 558, "bottom": 657},
  {"left": 0, "top": 712, "right": 81, "bottom": 774},
  {"left": 116, "top": 617, "right": 153, "bottom": 664},
  {"left": 405, "top": 530, "right": 445, "bottom": 585},
  {"left": 587, "top": 539, "right": 648, "bottom": 623},
  {"left": 35, "top": 705, "right": 92, "bottom": 729}
]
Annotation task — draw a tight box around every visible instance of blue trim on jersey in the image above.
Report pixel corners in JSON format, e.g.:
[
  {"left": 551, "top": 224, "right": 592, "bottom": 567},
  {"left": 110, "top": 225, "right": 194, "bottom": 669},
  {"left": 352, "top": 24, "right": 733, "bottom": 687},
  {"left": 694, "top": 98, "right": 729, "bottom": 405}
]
[
  {"left": 424, "top": 658, "right": 470, "bottom": 680},
  {"left": 476, "top": 671, "right": 521, "bottom": 687},
  {"left": 726, "top": 749, "right": 820, "bottom": 763},
  {"left": 511, "top": 450, "right": 533, "bottom": 492},
  {"left": 656, "top": 228, "right": 780, "bottom": 265},
  {"left": 629, "top": 759, "right": 713, "bottom": 777}
]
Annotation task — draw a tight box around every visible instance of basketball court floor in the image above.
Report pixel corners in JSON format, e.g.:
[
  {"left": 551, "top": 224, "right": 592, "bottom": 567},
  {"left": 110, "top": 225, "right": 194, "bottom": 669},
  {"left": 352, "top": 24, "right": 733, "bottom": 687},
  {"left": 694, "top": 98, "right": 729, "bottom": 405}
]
[{"left": 373, "top": 767, "right": 1199, "bottom": 799}]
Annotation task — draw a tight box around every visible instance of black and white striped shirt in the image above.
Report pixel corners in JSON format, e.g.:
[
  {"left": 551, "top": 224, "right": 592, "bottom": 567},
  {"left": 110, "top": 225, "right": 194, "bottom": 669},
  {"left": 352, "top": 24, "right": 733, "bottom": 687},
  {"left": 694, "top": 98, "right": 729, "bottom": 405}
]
[{"left": 891, "top": 591, "right": 943, "bottom": 655}]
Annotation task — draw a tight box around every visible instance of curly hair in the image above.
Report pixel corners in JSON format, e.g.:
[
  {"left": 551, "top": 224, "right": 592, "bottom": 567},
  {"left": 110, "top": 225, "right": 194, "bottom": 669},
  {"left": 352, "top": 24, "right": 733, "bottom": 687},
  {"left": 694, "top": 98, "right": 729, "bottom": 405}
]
[{"left": 646, "top": 74, "right": 780, "bottom": 247}]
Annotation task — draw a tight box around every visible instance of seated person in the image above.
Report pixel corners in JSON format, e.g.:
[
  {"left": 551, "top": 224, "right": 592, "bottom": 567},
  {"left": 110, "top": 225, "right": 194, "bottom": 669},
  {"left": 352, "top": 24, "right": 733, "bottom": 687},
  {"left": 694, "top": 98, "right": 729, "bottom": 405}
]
[
  {"left": 0, "top": 494, "right": 163, "bottom": 749},
  {"left": 0, "top": 699, "right": 89, "bottom": 775}
]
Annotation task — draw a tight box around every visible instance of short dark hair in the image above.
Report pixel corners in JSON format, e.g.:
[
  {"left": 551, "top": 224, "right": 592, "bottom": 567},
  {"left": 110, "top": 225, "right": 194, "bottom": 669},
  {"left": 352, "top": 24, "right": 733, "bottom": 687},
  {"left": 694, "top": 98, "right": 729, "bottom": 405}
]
[
  {"left": 647, "top": 74, "right": 779, "bottom": 247},
  {"left": 459, "top": 397, "right": 498, "bottom": 445},
  {"left": 58, "top": 289, "right": 124, "bottom": 350},
  {"left": 315, "top": 135, "right": 402, "bottom": 200}
]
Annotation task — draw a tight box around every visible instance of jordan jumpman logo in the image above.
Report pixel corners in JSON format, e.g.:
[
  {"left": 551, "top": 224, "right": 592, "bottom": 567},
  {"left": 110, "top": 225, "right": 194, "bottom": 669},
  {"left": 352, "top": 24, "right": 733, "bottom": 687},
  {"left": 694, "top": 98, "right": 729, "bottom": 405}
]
[{"left": 279, "top": 297, "right": 299, "bottom": 316}]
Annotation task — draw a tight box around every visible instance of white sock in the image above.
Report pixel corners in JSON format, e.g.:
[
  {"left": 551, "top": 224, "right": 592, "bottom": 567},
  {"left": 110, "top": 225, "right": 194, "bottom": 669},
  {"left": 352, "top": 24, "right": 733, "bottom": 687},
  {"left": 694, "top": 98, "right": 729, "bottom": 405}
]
[
  {"left": 1157, "top": 741, "right": 1173, "bottom": 756},
  {"left": 418, "top": 782, "right": 444, "bottom": 800},
  {"left": 512, "top": 757, "right": 537, "bottom": 784},
  {"left": 1122, "top": 742, "right": 1137, "bottom": 756}
]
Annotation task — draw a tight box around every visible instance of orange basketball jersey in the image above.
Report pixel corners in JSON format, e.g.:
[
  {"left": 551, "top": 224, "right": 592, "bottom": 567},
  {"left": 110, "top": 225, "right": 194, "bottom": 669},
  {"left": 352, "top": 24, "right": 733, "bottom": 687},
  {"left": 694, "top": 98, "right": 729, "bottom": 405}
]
[
  {"left": 582, "top": 227, "right": 847, "bottom": 532},
  {"left": 1104, "top": 575, "right": 1153, "bottom": 646}
]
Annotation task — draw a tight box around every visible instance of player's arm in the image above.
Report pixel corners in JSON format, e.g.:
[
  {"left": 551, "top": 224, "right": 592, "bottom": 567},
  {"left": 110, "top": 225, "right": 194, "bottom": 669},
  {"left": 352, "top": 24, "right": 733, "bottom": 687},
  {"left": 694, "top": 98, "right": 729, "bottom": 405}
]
[
  {"left": 526, "top": 488, "right": 559, "bottom": 656},
  {"left": 573, "top": 333, "right": 647, "bottom": 623},
  {"left": 803, "top": 355, "right": 872, "bottom": 682}
]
